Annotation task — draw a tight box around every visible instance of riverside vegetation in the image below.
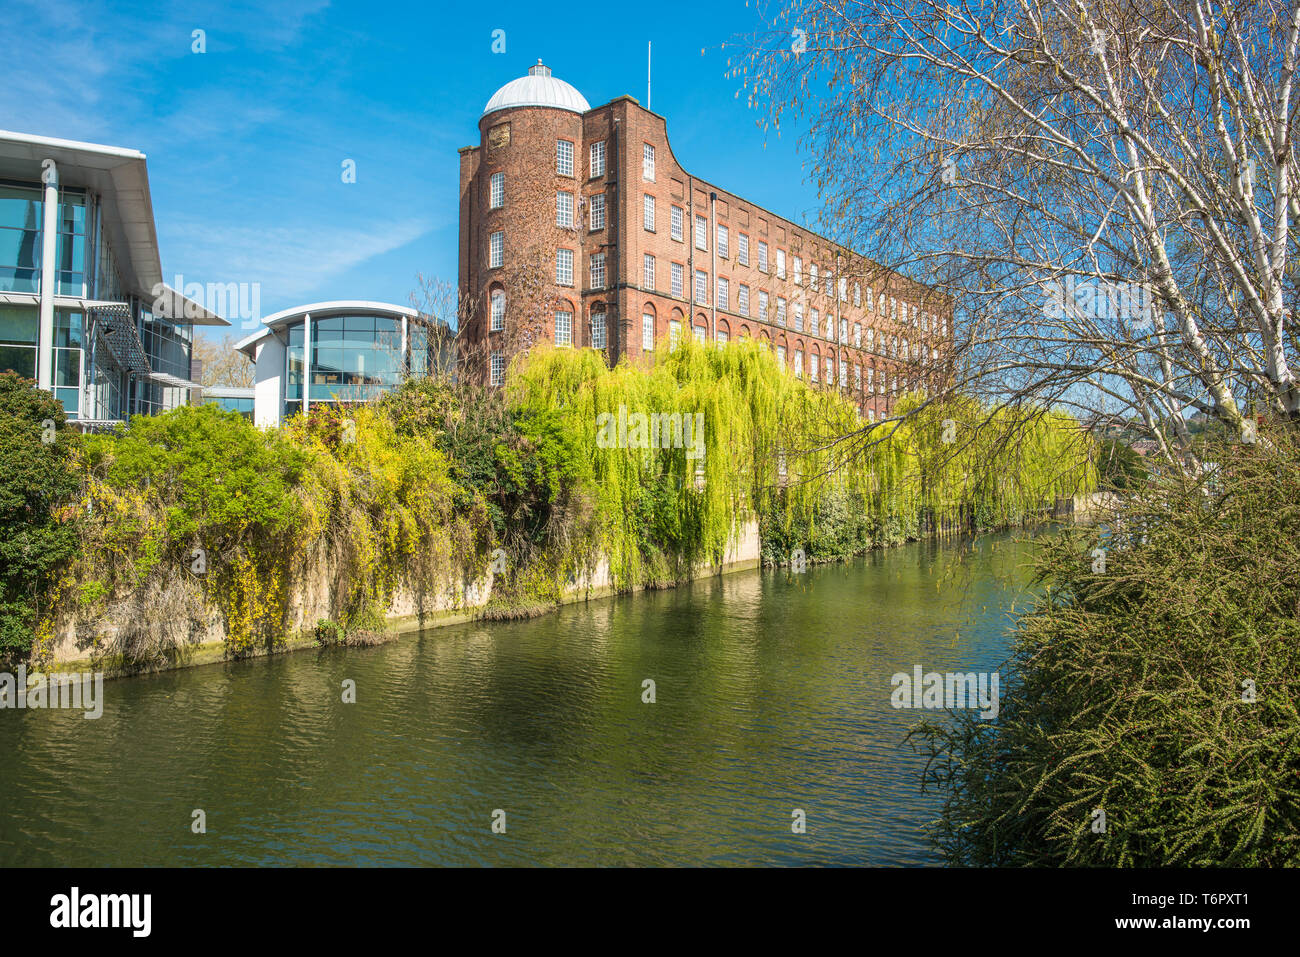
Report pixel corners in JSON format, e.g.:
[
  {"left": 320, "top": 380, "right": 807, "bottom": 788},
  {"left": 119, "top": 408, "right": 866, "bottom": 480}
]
[
  {"left": 917, "top": 426, "right": 1300, "bottom": 866},
  {"left": 0, "top": 338, "right": 1094, "bottom": 669}
]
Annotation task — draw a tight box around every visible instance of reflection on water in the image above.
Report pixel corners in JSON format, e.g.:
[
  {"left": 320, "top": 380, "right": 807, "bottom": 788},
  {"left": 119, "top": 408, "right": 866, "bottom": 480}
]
[{"left": 0, "top": 533, "right": 1036, "bottom": 866}]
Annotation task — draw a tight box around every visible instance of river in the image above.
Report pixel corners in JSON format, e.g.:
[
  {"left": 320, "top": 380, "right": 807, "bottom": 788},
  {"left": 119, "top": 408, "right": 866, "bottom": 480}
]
[{"left": 0, "top": 532, "right": 1037, "bottom": 866}]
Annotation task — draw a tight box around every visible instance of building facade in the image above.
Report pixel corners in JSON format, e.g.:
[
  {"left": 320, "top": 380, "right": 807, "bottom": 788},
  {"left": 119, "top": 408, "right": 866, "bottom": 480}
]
[
  {"left": 237, "top": 301, "right": 451, "bottom": 429},
  {"left": 0, "top": 130, "right": 227, "bottom": 425},
  {"left": 459, "top": 62, "right": 951, "bottom": 419}
]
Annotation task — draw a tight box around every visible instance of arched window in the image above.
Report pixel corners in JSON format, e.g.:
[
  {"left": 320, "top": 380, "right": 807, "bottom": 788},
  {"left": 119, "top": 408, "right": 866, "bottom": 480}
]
[{"left": 490, "top": 288, "right": 506, "bottom": 331}]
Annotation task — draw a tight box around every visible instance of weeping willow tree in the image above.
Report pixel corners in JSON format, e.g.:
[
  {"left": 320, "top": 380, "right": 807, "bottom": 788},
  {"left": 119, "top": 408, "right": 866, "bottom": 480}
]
[{"left": 507, "top": 338, "right": 1096, "bottom": 583}]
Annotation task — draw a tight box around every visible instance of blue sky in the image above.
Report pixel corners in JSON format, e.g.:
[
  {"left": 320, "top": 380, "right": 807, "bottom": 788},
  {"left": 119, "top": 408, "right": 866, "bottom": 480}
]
[{"left": 2, "top": 0, "right": 821, "bottom": 342}]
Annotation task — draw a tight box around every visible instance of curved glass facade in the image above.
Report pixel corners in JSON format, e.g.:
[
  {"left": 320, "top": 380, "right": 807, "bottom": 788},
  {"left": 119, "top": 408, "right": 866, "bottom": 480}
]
[{"left": 282, "top": 313, "right": 407, "bottom": 420}]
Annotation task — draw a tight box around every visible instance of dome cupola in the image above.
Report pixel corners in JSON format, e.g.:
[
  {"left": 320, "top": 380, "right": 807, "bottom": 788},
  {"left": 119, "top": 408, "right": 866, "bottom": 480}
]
[{"left": 482, "top": 60, "right": 590, "bottom": 117}]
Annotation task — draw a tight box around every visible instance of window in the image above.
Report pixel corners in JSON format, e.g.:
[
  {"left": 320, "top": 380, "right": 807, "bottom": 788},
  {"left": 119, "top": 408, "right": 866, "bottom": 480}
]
[
  {"left": 839, "top": 318, "right": 848, "bottom": 344},
  {"left": 671, "top": 262, "right": 684, "bottom": 297},
  {"left": 890, "top": 297, "right": 898, "bottom": 320},
  {"left": 776, "top": 249, "right": 786, "bottom": 279},
  {"left": 779, "top": 297, "right": 789, "bottom": 327},
  {"left": 557, "top": 139, "right": 574, "bottom": 176},
  {"left": 693, "top": 324, "right": 706, "bottom": 343},
  {"left": 695, "top": 215, "right": 707, "bottom": 250},
  {"left": 717, "top": 224, "right": 729, "bottom": 259},
  {"left": 590, "top": 141, "right": 606, "bottom": 177},
  {"left": 759, "top": 290, "right": 769, "bottom": 321},
  {"left": 810, "top": 354, "right": 819, "bottom": 382},
  {"left": 738, "top": 285, "right": 750, "bottom": 316},
  {"left": 556, "top": 248, "right": 574, "bottom": 285},
  {"left": 590, "top": 252, "right": 607, "bottom": 289},
  {"left": 824, "top": 273, "right": 833, "bottom": 297},
  {"left": 891, "top": 335, "right": 898, "bottom": 357},
  {"left": 866, "top": 287, "right": 874, "bottom": 311},
  {"left": 643, "top": 143, "right": 655, "bottom": 180},
  {"left": 643, "top": 194, "right": 655, "bottom": 231},
  {"left": 867, "top": 368, "right": 874, "bottom": 392},
  {"left": 591, "top": 310, "right": 607, "bottom": 349},
  {"left": 776, "top": 345, "right": 786, "bottom": 368},
  {"left": 490, "top": 351, "right": 505, "bottom": 385},
  {"left": 824, "top": 356, "right": 833, "bottom": 384},
  {"left": 798, "top": 259, "right": 807, "bottom": 286},
  {"left": 489, "top": 172, "right": 504, "bottom": 209},
  {"left": 590, "top": 193, "right": 606, "bottom": 231},
  {"left": 758, "top": 241, "right": 769, "bottom": 272},
  {"left": 810, "top": 308, "right": 819, "bottom": 337},
  {"left": 854, "top": 284, "right": 861, "bottom": 307},
  {"left": 839, "top": 277, "right": 848, "bottom": 302},
  {"left": 489, "top": 231, "right": 504, "bottom": 268},
  {"left": 671, "top": 206, "right": 684, "bottom": 241},
  {"left": 825, "top": 313, "right": 835, "bottom": 339},
  {"left": 867, "top": 328, "right": 876, "bottom": 352},
  {"left": 790, "top": 299, "right": 800, "bottom": 330},
  {"left": 669, "top": 319, "right": 681, "bottom": 351},
  {"left": 854, "top": 323, "right": 862, "bottom": 348},
  {"left": 643, "top": 312, "right": 655, "bottom": 351},
  {"left": 694, "top": 269, "right": 708, "bottom": 304},
  {"left": 854, "top": 363, "right": 861, "bottom": 391},
  {"left": 839, "top": 359, "right": 847, "bottom": 388},
  {"left": 794, "top": 350, "right": 803, "bottom": 379},
  {"left": 716, "top": 277, "right": 729, "bottom": 311},
  {"left": 643, "top": 254, "right": 656, "bottom": 289},
  {"left": 556, "top": 191, "right": 574, "bottom": 228},
  {"left": 490, "top": 289, "right": 505, "bottom": 331},
  {"left": 555, "top": 309, "right": 573, "bottom": 346},
  {"left": 716, "top": 328, "right": 728, "bottom": 346},
  {"left": 738, "top": 233, "right": 749, "bottom": 266}
]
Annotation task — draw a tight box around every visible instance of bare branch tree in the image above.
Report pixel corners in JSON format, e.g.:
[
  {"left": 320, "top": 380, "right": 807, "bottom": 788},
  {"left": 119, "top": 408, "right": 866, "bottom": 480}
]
[{"left": 734, "top": 0, "right": 1300, "bottom": 470}]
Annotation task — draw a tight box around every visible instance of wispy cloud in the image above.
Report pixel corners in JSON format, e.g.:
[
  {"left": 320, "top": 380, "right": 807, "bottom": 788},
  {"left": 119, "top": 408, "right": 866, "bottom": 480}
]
[{"left": 165, "top": 217, "right": 432, "bottom": 304}]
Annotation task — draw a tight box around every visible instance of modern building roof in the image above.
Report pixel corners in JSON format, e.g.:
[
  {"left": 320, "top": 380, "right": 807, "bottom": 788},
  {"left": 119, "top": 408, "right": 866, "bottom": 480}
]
[
  {"left": 483, "top": 61, "right": 590, "bottom": 117},
  {"left": 0, "top": 129, "right": 227, "bottom": 326},
  {"left": 235, "top": 300, "right": 421, "bottom": 357}
]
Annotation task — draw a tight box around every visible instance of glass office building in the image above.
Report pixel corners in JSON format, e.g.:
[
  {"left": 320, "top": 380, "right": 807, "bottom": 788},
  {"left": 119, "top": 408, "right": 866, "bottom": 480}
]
[
  {"left": 0, "top": 130, "right": 228, "bottom": 424},
  {"left": 238, "top": 301, "right": 452, "bottom": 428}
]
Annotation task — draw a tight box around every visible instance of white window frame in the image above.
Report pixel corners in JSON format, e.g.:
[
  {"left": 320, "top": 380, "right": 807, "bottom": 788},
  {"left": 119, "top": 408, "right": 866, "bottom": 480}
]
[
  {"left": 489, "top": 172, "right": 504, "bottom": 209},
  {"left": 590, "top": 141, "right": 606, "bottom": 177},
  {"left": 557, "top": 139, "right": 574, "bottom": 177},
  {"left": 643, "top": 193, "right": 655, "bottom": 231},
  {"left": 642, "top": 143, "right": 655, "bottom": 181},
  {"left": 556, "top": 248, "right": 574, "bottom": 286},
  {"left": 490, "top": 289, "right": 505, "bottom": 331},
  {"left": 489, "top": 230, "right": 504, "bottom": 268},
  {"left": 590, "top": 252, "right": 607, "bottom": 289},
  {"left": 590, "top": 193, "right": 606, "bottom": 231},
  {"left": 555, "top": 309, "right": 573, "bottom": 347},
  {"left": 643, "top": 253, "right": 655, "bottom": 289}
]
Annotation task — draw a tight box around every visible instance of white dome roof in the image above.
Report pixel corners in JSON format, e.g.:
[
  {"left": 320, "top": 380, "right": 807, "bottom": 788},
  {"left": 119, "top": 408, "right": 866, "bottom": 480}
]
[{"left": 483, "top": 61, "right": 590, "bottom": 117}]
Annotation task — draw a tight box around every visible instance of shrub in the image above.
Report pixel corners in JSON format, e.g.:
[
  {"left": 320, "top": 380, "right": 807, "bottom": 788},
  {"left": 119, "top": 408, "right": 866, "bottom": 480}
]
[
  {"left": 916, "top": 428, "right": 1300, "bottom": 866},
  {"left": 0, "top": 373, "right": 81, "bottom": 655}
]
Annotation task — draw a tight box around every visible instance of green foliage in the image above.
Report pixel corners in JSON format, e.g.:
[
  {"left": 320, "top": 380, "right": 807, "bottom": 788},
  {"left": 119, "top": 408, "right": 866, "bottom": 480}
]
[
  {"left": 40, "top": 340, "right": 1095, "bottom": 662},
  {"left": 1096, "top": 438, "right": 1149, "bottom": 491},
  {"left": 0, "top": 373, "right": 81, "bottom": 654},
  {"left": 916, "top": 428, "right": 1300, "bottom": 866}
]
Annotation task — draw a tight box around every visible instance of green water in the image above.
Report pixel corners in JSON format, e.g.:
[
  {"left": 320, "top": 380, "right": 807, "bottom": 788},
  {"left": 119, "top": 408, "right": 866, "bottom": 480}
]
[{"left": 0, "top": 533, "right": 1036, "bottom": 866}]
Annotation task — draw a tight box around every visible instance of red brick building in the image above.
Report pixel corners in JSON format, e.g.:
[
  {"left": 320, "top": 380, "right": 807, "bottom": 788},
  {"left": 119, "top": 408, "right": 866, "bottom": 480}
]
[{"left": 459, "top": 61, "right": 950, "bottom": 419}]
